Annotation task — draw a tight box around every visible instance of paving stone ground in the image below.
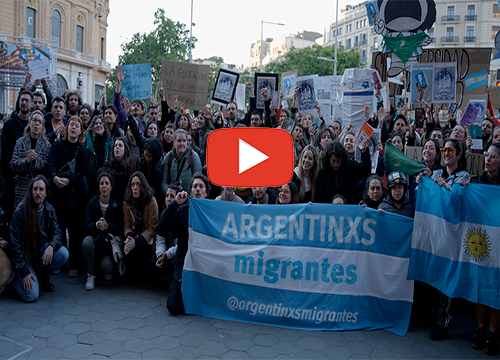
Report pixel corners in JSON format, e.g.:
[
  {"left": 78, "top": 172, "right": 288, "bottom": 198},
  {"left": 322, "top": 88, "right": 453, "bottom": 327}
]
[{"left": 0, "top": 273, "right": 495, "bottom": 359}]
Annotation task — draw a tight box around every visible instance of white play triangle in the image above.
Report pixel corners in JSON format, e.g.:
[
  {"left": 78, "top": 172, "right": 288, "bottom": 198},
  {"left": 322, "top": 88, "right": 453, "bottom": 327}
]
[{"left": 239, "top": 139, "right": 269, "bottom": 174}]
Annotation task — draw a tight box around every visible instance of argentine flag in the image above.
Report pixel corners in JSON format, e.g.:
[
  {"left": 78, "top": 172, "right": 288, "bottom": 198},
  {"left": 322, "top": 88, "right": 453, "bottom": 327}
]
[
  {"left": 464, "top": 70, "right": 488, "bottom": 92},
  {"left": 409, "top": 178, "right": 500, "bottom": 310}
]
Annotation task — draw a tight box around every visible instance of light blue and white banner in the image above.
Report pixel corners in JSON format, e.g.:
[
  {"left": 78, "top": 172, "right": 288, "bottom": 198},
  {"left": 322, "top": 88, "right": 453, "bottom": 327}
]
[
  {"left": 183, "top": 199, "right": 414, "bottom": 335},
  {"left": 409, "top": 178, "right": 500, "bottom": 310}
]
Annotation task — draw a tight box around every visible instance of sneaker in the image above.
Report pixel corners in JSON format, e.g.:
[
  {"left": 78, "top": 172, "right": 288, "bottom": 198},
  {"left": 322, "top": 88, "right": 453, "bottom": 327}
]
[
  {"left": 483, "top": 331, "right": 499, "bottom": 356},
  {"left": 52, "top": 268, "right": 61, "bottom": 275},
  {"left": 68, "top": 270, "right": 79, "bottom": 278},
  {"left": 104, "top": 273, "right": 113, "bottom": 281},
  {"left": 429, "top": 325, "right": 449, "bottom": 341},
  {"left": 40, "top": 278, "right": 55, "bottom": 292},
  {"left": 85, "top": 274, "right": 95, "bottom": 291},
  {"left": 471, "top": 327, "right": 487, "bottom": 350}
]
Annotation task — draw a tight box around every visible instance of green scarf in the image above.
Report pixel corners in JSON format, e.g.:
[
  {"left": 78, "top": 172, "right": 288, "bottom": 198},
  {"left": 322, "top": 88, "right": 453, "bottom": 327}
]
[{"left": 383, "top": 32, "right": 429, "bottom": 63}]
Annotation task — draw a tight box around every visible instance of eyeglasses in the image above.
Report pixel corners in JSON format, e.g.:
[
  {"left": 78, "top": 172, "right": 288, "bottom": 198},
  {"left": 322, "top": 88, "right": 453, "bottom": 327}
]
[
  {"left": 484, "top": 152, "right": 500, "bottom": 160},
  {"left": 279, "top": 189, "right": 291, "bottom": 195},
  {"left": 440, "top": 147, "right": 455, "bottom": 155},
  {"left": 30, "top": 119, "right": 43, "bottom": 124}
]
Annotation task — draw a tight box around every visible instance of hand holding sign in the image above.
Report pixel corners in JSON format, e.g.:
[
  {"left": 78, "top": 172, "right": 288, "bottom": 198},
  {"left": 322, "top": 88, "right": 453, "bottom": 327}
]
[{"left": 122, "top": 97, "right": 132, "bottom": 116}]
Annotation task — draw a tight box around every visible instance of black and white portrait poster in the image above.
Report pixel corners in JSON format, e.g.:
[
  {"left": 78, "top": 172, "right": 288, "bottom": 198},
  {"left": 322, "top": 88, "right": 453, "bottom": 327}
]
[
  {"left": 296, "top": 75, "right": 318, "bottom": 115},
  {"left": 470, "top": 99, "right": 486, "bottom": 125},
  {"left": 212, "top": 68, "right": 240, "bottom": 106},
  {"left": 432, "top": 62, "right": 456, "bottom": 104},
  {"left": 255, "top": 73, "right": 279, "bottom": 110}
]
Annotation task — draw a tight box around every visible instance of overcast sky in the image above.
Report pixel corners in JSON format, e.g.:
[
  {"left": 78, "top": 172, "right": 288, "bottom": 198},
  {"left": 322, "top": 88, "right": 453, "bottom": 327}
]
[{"left": 107, "top": 0, "right": 354, "bottom": 69}]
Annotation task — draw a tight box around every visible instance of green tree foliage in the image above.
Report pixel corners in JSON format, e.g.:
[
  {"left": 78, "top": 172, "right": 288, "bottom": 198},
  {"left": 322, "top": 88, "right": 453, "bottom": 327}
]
[
  {"left": 106, "top": 8, "right": 195, "bottom": 102},
  {"left": 263, "top": 44, "right": 363, "bottom": 77}
]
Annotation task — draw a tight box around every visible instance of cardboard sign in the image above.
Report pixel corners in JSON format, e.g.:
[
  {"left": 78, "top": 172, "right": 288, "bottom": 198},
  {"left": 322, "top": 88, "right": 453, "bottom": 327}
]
[
  {"left": 119, "top": 63, "right": 152, "bottom": 100},
  {"left": 490, "top": 87, "right": 500, "bottom": 109},
  {"left": 160, "top": 60, "right": 210, "bottom": 109}
]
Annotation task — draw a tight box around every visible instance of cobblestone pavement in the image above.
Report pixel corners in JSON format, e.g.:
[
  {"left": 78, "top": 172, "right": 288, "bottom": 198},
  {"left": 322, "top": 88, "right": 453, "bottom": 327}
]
[{"left": 0, "top": 273, "right": 494, "bottom": 359}]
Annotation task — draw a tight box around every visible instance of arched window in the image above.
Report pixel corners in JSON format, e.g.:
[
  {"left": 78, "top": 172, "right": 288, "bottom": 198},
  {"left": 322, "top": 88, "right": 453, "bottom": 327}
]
[
  {"left": 52, "top": 10, "right": 61, "bottom": 46},
  {"left": 56, "top": 74, "right": 68, "bottom": 97}
]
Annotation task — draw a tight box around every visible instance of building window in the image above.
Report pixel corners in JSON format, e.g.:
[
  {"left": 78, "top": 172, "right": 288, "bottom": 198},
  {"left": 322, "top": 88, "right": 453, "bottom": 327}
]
[
  {"left": 76, "top": 25, "right": 84, "bottom": 52},
  {"left": 361, "top": 50, "right": 367, "bottom": 63},
  {"left": 446, "top": 27, "right": 454, "bottom": 39},
  {"left": 27, "top": 8, "right": 35, "bottom": 38},
  {"left": 101, "top": 37, "right": 105, "bottom": 60},
  {"left": 52, "top": 10, "right": 61, "bottom": 46},
  {"left": 354, "top": 36, "right": 359, "bottom": 47},
  {"left": 364, "top": 19, "right": 367, "bottom": 27},
  {"left": 339, "top": 27, "right": 342, "bottom": 35},
  {"left": 467, "top": 26, "right": 474, "bottom": 38},
  {"left": 468, "top": 5, "right": 475, "bottom": 16},
  {"left": 346, "top": 39, "right": 351, "bottom": 50},
  {"left": 56, "top": 74, "right": 68, "bottom": 97},
  {"left": 447, "top": 6, "right": 455, "bottom": 18}
]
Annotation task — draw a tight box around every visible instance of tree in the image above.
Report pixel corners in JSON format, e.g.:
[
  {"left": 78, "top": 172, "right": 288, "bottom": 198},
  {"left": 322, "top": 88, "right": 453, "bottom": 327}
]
[
  {"left": 106, "top": 8, "right": 196, "bottom": 102},
  {"left": 263, "top": 44, "right": 363, "bottom": 77}
]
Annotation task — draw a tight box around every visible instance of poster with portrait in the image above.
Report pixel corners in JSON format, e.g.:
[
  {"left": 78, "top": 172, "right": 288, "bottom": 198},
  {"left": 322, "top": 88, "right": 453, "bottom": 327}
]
[
  {"left": 212, "top": 68, "right": 240, "bottom": 106},
  {"left": 432, "top": 62, "right": 457, "bottom": 104},
  {"left": 469, "top": 99, "right": 486, "bottom": 125},
  {"left": 295, "top": 75, "right": 318, "bottom": 115},
  {"left": 255, "top": 73, "right": 279, "bottom": 109},
  {"left": 410, "top": 65, "right": 433, "bottom": 104},
  {"left": 281, "top": 70, "right": 298, "bottom": 100}
]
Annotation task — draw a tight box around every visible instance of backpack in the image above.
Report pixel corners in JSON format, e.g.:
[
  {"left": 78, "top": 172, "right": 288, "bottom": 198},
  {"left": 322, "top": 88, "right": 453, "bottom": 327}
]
[{"left": 165, "top": 150, "right": 194, "bottom": 184}]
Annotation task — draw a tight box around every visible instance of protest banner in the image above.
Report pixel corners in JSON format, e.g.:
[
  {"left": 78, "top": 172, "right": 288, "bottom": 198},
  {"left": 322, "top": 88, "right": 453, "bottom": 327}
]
[
  {"left": 409, "top": 178, "right": 500, "bottom": 310},
  {"left": 282, "top": 70, "right": 298, "bottom": 100},
  {"left": 160, "top": 60, "right": 210, "bottom": 109},
  {"left": 212, "top": 68, "right": 239, "bottom": 106},
  {"left": 119, "top": 63, "right": 152, "bottom": 100},
  {"left": 182, "top": 199, "right": 414, "bottom": 335}
]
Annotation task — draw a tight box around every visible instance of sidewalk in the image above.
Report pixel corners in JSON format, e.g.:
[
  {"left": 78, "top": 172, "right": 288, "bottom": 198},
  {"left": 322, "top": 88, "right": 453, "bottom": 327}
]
[{"left": 0, "top": 273, "right": 492, "bottom": 359}]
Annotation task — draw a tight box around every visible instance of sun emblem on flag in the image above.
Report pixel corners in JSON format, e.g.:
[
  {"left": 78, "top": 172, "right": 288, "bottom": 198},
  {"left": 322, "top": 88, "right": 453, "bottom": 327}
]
[{"left": 463, "top": 227, "right": 491, "bottom": 262}]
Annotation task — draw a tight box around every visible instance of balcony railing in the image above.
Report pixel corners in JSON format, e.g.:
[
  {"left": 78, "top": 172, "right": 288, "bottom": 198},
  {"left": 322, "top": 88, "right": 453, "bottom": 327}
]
[
  {"left": 465, "top": 15, "right": 477, "bottom": 21},
  {"left": 360, "top": 39, "right": 367, "bottom": 46},
  {"left": 346, "top": 44, "right": 352, "bottom": 50},
  {"left": 361, "top": 57, "right": 367, "bottom": 64},
  {"left": 57, "top": 46, "right": 112, "bottom": 72},
  {"left": 442, "top": 15, "right": 460, "bottom": 22},
  {"left": 464, "top": 36, "right": 476, "bottom": 42},
  {"left": 429, "top": 37, "right": 436, "bottom": 43},
  {"left": 441, "top": 36, "right": 459, "bottom": 43},
  {"left": 354, "top": 42, "right": 359, "bottom": 48},
  {"left": 370, "top": 45, "right": 379, "bottom": 51}
]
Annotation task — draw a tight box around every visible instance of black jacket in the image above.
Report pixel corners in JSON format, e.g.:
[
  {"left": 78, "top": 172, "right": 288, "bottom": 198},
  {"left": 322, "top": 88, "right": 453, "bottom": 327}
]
[
  {"left": 378, "top": 195, "right": 415, "bottom": 218},
  {"left": 9, "top": 201, "right": 63, "bottom": 278},
  {"left": 165, "top": 200, "right": 189, "bottom": 282},
  {"left": 1, "top": 112, "right": 29, "bottom": 180},
  {"left": 84, "top": 195, "right": 124, "bottom": 241},
  {"left": 316, "top": 150, "right": 371, "bottom": 204}
]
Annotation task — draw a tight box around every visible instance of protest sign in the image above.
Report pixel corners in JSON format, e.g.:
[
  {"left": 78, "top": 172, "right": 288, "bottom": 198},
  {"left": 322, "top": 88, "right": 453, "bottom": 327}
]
[
  {"left": 355, "top": 122, "right": 374, "bottom": 150},
  {"left": 119, "top": 63, "right": 152, "bottom": 100},
  {"left": 160, "top": 60, "right": 210, "bottom": 109},
  {"left": 255, "top": 73, "right": 279, "bottom": 110},
  {"left": 410, "top": 178, "right": 500, "bottom": 310},
  {"left": 28, "top": 57, "right": 50, "bottom": 80},
  {"left": 460, "top": 103, "right": 479, "bottom": 125},
  {"left": 183, "top": 199, "right": 414, "bottom": 335},
  {"left": 490, "top": 87, "right": 500, "bottom": 109},
  {"left": 410, "top": 65, "right": 433, "bottom": 104},
  {"left": 469, "top": 99, "right": 486, "bottom": 124},
  {"left": 296, "top": 75, "right": 318, "bottom": 115},
  {"left": 212, "top": 68, "right": 239, "bottom": 106},
  {"left": 282, "top": 70, "right": 298, "bottom": 99},
  {"left": 468, "top": 125, "right": 482, "bottom": 150},
  {"left": 342, "top": 68, "right": 374, "bottom": 130},
  {"left": 235, "top": 83, "right": 246, "bottom": 111}
]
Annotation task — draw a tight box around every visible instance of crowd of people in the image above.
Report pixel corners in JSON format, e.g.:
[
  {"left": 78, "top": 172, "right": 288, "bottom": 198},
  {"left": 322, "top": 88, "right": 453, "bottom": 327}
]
[{"left": 0, "top": 66, "right": 498, "bottom": 355}]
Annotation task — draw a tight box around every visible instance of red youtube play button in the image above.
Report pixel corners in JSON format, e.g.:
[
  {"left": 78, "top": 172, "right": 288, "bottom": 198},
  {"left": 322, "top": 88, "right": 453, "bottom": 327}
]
[{"left": 207, "top": 128, "right": 294, "bottom": 187}]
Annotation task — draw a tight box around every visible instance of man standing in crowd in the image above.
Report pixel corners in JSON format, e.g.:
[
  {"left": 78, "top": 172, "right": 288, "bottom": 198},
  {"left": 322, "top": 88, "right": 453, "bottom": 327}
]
[
  {"left": 64, "top": 90, "right": 82, "bottom": 122},
  {"left": 247, "top": 187, "right": 277, "bottom": 204},
  {"left": 45, "top": 96, "right": 67, "bottom": 144},
  {"left": 1, "top": 90, "right": 32, "bottom": 217},
  {"left": 8, "top": 175, "right": 69, "bottom": 302}
]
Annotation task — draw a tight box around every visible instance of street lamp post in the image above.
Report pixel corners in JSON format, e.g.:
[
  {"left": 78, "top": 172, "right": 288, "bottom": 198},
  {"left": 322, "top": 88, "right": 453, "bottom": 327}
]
[
  {"left": 260, "top": 20, "right": 285, "bottom": 72},
  {"left": 334, "top": 0, "right": 338, "bottom": 76},
  {"left": 189, "top": 0, "right": 193, "bottom": 64}
]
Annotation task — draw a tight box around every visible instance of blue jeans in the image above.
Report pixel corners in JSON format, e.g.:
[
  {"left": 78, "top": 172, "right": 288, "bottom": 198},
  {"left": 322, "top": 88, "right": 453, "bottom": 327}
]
[{"left": 10, "top": 243, "right": 69, "bottom": 302}]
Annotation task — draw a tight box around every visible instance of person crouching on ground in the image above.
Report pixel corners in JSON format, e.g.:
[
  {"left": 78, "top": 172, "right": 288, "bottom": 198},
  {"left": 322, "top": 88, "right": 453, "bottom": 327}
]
[{"left": 8, "top": 175, "right": 69, "bottom": 302}]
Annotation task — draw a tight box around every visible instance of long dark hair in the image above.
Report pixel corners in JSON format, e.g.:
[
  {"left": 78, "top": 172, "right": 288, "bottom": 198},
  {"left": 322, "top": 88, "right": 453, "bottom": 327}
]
[
  {"left": 423, "top": 138, "right": 442, "bottom": 167},
  {"left": 445, "top": 138, "right": 467, "bottom": 170},
  {"left": 110, "top": 137, "right": 138, "bottom": 176},
  {"left": 124, "top": 171, "right": 154, "bottom": 206},
  {"left": 88, "top": 115, "right": 110, "bottom": 144},
  {"left": 323, "top": 140, "right": 348, "bottom": 170},
  {"left": 20, "top": 175, "right": 50, "bottom": 276}
]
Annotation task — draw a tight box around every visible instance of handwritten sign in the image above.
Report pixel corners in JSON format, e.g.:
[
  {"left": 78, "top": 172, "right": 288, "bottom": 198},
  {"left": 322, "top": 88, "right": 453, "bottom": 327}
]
[
  {"left": 160, "top": 60, "right": 210, "bottom": 109},
  {"left": 119, "top": 63, "right": 152, "bottom": 100},
  {"left": 28, "top": 57, "right": 50, "bottom": 80}
]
